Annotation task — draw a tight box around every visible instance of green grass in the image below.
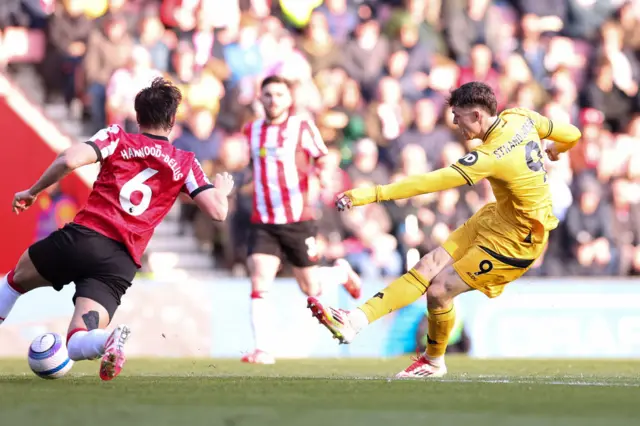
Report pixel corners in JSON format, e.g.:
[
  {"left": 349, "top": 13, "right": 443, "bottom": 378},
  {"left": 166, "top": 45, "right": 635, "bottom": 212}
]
[{"left": 2, "top": 357, "right": 640, "bottom": 426}]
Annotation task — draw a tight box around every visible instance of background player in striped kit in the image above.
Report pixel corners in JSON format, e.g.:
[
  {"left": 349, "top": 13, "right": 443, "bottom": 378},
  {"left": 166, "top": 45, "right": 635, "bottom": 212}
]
[{"left": 241, "top": 75, "right": 361, "bottom": 364}]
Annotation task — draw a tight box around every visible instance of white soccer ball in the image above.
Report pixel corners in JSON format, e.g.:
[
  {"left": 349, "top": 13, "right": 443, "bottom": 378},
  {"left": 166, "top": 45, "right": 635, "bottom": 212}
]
[{"left": 27, "top": 332, "right": 74, "bottom": 379}]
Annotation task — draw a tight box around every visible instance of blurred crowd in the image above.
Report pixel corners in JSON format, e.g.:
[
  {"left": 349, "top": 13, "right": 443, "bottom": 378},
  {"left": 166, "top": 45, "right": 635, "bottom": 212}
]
[{"left": 3, "top": 0, "right": 640, "bottom": 278}]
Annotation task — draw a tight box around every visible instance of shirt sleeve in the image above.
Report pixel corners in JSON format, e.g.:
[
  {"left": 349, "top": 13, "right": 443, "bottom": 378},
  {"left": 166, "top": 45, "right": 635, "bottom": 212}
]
[
  {"left": 348, "top": 167, "right": 468, "bottom": 206},
  {"left": 299, "top": 119, "right": 328, "bottom": 159},
  {"left": 449, "top": 150, "right": 496, "bottom": 185},
  {"left": 181, "top": 156, "right": 214, "bottom": 198},
  {"left": 501, "top": 108, "right": 581, "bottom": 152},
  {"left": 86, "top": 125, "right": 123, "bottom": 163}
]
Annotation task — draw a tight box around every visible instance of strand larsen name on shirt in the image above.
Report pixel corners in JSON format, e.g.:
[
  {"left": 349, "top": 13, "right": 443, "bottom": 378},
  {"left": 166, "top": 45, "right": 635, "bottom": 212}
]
[
  {"left": 493, "top": 118, "right": 535, "bottom": 160},
  {"left": 120, "top": 145, "right": 184, "bottom": 181}
]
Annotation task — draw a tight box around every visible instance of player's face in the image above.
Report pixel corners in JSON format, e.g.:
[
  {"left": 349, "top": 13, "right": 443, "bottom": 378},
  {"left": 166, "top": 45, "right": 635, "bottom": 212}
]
[
  {"left": 451, "top": 106, "right": 482, "bottom": 140},
  {"left": 260, "top": 83, "right": 292, "bottom": 121}
]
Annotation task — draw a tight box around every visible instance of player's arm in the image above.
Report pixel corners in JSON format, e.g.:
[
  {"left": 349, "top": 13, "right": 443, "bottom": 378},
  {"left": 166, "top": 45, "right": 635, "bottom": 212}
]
[
  {"left": 182, "top": 158, "right": 234, "bottom": 221},
  {"left": 340, "top": 151, "right": 494, "bottom": 208},
  {"left": 503, "top": 108, "right": 582, "bottom": 155},
  {"left": 32, "top": 143, "right": 98, "bottom": 194},
  {"left": 341, "top": 167, "right": 468, "bottom": 207},
  {"left": 192, "top": 181, "right": 232, "bottom": 221},
  {"left": 300, "top": 119, "right": 331, "bottom": 187},
  {"left": 12, "top": 143, "right": 98, "bottom": 214}
]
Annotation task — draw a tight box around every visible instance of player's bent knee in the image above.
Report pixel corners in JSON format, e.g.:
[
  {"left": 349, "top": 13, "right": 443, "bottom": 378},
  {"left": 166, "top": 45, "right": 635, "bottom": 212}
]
[
  {"left": 11, "top": 250, "right": 50, "bottom": 292},
  {"left": 426, "top": 281, "right": 450, "bottom": 309},
  {"left": 414, "top": 247, "right": 453, "bottom": 283},
  {"left": 427, "top": 266, "right": 473, "bottom": 309}
]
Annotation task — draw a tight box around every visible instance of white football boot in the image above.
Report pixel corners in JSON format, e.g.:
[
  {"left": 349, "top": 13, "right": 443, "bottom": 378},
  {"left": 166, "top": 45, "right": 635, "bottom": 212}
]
[
  {"left": 307, "top": 297, "right": 358, "bottom": 344},
  {"left": 395, "top": 353, "right": 447, "bottom": 378},
  {"left": 99, "top": 324, "right": 131, "bottom": 381}
]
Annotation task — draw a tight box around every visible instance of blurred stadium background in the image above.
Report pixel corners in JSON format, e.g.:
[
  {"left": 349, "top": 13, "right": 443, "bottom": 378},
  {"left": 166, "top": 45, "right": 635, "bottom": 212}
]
[{"left": 1, "top": 0, "right": 640, "bottom": 360}]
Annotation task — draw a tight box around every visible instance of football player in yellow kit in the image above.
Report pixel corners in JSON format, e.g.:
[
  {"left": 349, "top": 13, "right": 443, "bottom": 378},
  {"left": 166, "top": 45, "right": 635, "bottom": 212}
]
[{"left": 306, "top": 82, "right": 582, "bottom": 378}]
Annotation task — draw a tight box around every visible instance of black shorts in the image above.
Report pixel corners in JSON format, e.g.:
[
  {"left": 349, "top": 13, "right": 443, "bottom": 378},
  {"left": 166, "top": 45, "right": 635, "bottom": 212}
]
[
  {"left": 248, "top": 221, "right": 318, "bottom": 268},
  {"left": 28, "top": 223, "right": 137, "bottom": 320}
]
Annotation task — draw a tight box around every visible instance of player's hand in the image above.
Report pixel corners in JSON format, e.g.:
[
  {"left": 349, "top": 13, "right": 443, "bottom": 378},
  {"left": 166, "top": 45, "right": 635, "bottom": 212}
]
[
  {"left": 545, "top": 143, "right": 560, "bottom": 161},
  {"left": 12, "top": 190, "right": 37, "bottom": 214},
  {"left": 335, "top": 192, "right": 353, "bottom": 211},
  {"left": 214, "top": 172, "right": 235, "bottom": 196}
]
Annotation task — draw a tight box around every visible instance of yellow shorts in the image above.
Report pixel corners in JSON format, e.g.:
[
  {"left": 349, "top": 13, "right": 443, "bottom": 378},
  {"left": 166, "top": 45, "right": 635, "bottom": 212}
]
[{"left": 442, "top": 203, "right": 547, "bottom": 298}]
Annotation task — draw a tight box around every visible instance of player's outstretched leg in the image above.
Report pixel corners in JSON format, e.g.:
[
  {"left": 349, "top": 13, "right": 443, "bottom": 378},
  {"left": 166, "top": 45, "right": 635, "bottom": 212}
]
[
  {"left": 308, "top": 247, "right": 452, "bottom": 345},
  {"left": 396, "top": 266, "right": 471, "bottom": 379},
  {"left": 66, "top": 297, "right": 131, "bottom": 381},
  {"left": 0, "top": 250, "right": 54, "bottom": 325},
  {"left": 307, "top": 267, "right": 431, "bottom": 344}
]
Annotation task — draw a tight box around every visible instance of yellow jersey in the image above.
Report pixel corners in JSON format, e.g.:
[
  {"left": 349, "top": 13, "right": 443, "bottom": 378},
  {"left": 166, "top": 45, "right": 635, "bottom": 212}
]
[
  {"left": 346, "top": 108, "right": 582, "bottom": 244},
  {"left": 450, "top": 108, "right": 579, "bottom": 241}
]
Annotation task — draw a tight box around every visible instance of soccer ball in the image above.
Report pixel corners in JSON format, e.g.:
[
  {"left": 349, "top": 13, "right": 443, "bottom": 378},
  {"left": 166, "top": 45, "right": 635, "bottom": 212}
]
[{"left": 28, "top": 332, "right": 74, "bottom": 379}]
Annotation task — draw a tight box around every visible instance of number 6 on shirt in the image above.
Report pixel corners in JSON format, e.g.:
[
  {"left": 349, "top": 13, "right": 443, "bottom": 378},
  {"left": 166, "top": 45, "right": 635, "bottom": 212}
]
[{"left": 119, "top": 168, "right": 158, "bottom": 216}]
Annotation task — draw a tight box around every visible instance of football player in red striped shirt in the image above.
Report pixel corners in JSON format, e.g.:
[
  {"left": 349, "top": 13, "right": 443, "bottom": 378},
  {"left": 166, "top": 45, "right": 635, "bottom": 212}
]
[{"left": 241, "top": 76, "right": 362, "bottom": 364}]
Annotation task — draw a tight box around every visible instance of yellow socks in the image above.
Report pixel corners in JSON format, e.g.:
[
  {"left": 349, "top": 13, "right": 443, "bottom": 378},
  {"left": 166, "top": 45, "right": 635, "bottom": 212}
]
[
  {"left": 425, "top": 305, "right": 456, "bottom": 358},
  {"left": 358, "top": 269, "right": 430, "bottom": 323},
  {"left": 354, "top": 267, "right": 455, "bottom": 358}
]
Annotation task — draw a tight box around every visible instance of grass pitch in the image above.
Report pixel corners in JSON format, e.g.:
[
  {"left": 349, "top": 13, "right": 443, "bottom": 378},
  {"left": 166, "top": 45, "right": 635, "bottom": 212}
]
[{"left": 1, "top": 357, "right": 639, "bottom": 426}]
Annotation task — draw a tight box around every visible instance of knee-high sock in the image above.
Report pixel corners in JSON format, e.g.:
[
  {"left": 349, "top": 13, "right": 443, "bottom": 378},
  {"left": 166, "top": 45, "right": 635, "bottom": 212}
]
[
  {"left": 67, "top": 328, "right": 110, "bottom": 361},
  {"left": 358, "top": 269, "right": 430, "bottom": 324},
  {"left": 0, "top": 270, "right": 25, "bottom": 324},
  {"left": 250, "top": 291, "right": 274, "bottom": 353},
  {"left": 426, "top": 305, "right": 456, "bottom": 359}
]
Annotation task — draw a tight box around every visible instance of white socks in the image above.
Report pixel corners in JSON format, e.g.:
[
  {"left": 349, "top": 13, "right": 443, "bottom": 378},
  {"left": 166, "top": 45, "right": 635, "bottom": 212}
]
[
  {"left": 67, "top": 329, "right": 110, "bottom": 361},
  {"left": 349, "top": 308, "right": 369, "bottom": 333},
  {"left": 0, "top": 272, "right": 22, "bottom": 324},
  {"left": 250, "top": 291, "right": 274, "bottom": 353}
]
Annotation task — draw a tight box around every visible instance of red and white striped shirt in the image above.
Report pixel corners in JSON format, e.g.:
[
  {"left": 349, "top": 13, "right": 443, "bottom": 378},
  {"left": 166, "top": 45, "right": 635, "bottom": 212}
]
[{"left": 244, "top": 115, "right": 328, "bottom": 224}]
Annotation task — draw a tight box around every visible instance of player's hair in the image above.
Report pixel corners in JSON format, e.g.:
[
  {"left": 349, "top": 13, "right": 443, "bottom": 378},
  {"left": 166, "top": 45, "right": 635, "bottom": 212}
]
[
  {"left": 260, "top": 75, "right": 293, "bottom": 91},
  {"left": 134, "top": 77, "right": 183, "bottom": 131},
  {"left": 447, "top": 82, "right": 498, "bottom": 116}
]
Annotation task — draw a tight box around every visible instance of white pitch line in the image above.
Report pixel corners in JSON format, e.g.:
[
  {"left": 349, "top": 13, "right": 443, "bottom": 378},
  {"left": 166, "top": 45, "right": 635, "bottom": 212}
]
[
  {"left": 52, "top": 373, "right": 640, "bottom": 387},
  {"left": 433, "top": 378, "right": 640, "bottom": 387},
  {"left": 5, "top": 373, "right": 639, "bottom": 387}
]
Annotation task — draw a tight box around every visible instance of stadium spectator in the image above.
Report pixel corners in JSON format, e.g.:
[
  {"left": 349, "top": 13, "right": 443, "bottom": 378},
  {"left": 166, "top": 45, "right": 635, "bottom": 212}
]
[
  {"left": 173, "top": 107, "right": 222, "bottom": 237},
  {"left": 4, "top": 0, "right": 640, "bottom": 278},
  {"left": 40, "top": 0, "right": 92, "bottom": 108},
  {"left": 342, "top": 15, "right": 389, "bottom": 100},
  {"left": 84, "top": 14, "right": 133, "bottom": 132},
  {"left": 566, "top": 175, "right": 616, "bottom": 276},
  {"left": 106, "top": 45, "right": 162, "bottom": 131}
]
